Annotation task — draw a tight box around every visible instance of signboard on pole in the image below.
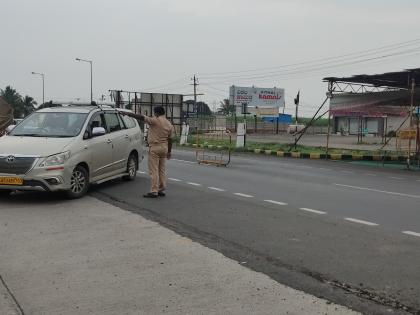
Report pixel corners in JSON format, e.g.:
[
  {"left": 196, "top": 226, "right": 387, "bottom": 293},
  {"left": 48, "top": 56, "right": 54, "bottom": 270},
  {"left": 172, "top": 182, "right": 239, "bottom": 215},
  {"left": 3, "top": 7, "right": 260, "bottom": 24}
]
[{"left": 230, "top": 86, "right": 285, "bottom": 109}]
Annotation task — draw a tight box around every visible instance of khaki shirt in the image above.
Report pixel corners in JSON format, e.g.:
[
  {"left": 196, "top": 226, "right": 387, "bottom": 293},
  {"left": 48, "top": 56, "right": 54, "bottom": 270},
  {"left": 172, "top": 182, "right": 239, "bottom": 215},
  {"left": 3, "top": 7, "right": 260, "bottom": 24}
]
[{"left": 144, "top": 116, "right": 174, "bottom": 145}]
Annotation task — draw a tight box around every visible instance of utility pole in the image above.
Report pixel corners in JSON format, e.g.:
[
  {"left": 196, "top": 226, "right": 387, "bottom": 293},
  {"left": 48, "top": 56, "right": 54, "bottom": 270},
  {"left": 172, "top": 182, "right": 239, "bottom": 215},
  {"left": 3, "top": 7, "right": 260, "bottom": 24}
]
[
  {"left": 407, "top": 78, "right": 415, "bottom": 168},
  {"left": 294, "top": 90, "right": 300, "bottom": 124},
  {"left": 31, "top": 72, "right": 45, "bottom": 105},
  {"left": 191, "top": 75, "right": 199, "bottom": 130},
  {"left": 75, "top": 58, "right": 93, "bottom": 103}
]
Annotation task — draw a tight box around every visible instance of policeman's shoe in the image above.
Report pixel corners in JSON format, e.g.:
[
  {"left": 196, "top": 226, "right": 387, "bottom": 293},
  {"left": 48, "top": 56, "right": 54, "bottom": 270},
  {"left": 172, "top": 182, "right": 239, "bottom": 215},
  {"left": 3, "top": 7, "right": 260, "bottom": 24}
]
[
  {"left": 143, "top": 192, "right": 158, "bottom": 198},
  {"left": 158, "top": 191, "right": 166, "bottom": 197}
]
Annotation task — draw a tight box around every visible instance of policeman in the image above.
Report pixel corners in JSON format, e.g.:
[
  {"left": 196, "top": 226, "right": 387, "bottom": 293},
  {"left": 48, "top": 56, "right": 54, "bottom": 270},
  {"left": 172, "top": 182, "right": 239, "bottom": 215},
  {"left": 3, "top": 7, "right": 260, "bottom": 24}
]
[{"left": 123, "top": 106, "right": 173, "bottom": 198}]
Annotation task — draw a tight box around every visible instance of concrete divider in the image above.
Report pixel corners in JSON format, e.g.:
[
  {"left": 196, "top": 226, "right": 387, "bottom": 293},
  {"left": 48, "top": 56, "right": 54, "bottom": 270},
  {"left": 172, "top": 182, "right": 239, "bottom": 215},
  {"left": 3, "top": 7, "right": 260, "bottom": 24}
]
[{"left": 178, "top": 143, "right": 407, "bottom": 163}]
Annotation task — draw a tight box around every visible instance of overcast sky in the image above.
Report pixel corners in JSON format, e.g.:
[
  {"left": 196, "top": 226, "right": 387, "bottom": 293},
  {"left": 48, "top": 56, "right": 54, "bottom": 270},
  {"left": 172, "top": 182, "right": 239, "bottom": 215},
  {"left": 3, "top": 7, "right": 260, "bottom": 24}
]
[{"left": 2, "top": 0, "right": 420, "bottom": 116}]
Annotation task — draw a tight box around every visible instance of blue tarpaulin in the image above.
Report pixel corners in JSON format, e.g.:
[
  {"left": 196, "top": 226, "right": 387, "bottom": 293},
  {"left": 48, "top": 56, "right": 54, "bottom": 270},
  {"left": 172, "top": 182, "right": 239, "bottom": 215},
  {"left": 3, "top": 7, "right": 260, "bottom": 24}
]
[{"left": 262, "top": 114, "right": 292, "bottom": 123}]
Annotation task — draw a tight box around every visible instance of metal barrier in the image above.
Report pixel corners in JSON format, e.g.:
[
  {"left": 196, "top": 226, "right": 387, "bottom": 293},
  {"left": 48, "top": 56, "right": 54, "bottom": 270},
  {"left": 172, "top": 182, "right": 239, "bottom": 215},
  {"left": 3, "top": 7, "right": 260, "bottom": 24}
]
[{"left": 194, "top": 130, "right": 232, "bottom": 167}]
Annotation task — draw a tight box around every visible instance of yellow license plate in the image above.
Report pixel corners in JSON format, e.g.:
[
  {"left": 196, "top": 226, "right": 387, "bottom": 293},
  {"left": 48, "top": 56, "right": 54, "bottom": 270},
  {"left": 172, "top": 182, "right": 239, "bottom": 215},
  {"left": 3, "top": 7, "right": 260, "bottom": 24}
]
[{"left": 0, "top": 177, "right": 23, "bottom": 185}]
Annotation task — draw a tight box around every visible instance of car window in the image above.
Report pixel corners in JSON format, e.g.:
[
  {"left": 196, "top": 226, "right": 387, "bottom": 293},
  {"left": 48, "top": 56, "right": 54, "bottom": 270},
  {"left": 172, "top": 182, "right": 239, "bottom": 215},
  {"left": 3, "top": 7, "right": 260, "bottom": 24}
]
[
  {"left": 104, "top": 113, "right": 123, "bottom": 133},
  {"left": 117, "top": 114, "right": 127, "bottom": 129},
  {"left": 121, "top": 115, "right": 137, "bottom": 129},
  {"left": 10, "top": 112, "right": 88, "bottom": 138},
  {"left": 88, "top": 113, "right": 107, "bottom": 134}
]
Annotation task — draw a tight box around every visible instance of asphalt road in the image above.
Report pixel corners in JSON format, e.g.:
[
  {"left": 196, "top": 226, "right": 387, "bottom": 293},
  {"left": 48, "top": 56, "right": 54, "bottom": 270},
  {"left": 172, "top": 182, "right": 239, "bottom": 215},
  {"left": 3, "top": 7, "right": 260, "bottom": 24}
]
[{"left": 94, "top": 148, "right": 420, "bottom": 315}]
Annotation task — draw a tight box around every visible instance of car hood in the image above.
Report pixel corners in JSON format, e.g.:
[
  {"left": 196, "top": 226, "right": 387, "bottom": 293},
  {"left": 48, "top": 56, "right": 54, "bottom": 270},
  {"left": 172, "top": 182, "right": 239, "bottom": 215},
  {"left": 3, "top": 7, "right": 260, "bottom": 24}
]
[{"left": 0, "top": 136, "right": 75, "bottom": 157}]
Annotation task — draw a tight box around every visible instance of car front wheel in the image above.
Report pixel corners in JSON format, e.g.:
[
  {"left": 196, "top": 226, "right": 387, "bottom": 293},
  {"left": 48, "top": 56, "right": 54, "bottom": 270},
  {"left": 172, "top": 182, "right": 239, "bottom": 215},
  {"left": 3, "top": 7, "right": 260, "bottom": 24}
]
[
  {"left": 123, "top": 154, "right": 137, "bottom": 181},
  {"left": 66, "top": 165, "right": 89, "bottom": 199}
]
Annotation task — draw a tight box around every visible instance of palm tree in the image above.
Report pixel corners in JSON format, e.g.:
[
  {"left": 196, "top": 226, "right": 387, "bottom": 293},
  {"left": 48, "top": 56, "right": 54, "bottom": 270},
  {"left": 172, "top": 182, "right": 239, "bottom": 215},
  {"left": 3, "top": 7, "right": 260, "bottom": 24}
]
[
  {"left": 22, "top": 95, "right": 37, "bottom": 116},
  {"left": 0, "top": 86, "right": 24, "bottom": 118}
]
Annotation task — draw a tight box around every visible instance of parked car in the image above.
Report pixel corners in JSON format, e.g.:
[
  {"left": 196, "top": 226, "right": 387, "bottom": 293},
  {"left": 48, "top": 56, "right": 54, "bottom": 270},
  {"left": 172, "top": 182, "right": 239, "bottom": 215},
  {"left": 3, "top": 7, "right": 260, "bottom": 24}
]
[{"left": 0, "top": 105, "right": 143, "bottom": 198}]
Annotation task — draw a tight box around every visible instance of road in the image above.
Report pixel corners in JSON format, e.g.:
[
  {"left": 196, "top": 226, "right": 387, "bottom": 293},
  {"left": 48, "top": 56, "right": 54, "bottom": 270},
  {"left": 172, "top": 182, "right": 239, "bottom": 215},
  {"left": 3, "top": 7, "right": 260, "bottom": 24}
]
[{"left": 94, "top": 148, "right": 420, "bottom": 315}]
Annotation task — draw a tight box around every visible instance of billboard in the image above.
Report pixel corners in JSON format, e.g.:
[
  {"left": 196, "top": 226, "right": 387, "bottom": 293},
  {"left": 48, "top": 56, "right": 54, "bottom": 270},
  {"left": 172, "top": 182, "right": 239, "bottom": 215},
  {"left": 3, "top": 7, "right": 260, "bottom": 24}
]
[{"left": 229, "top": 86, "right": 285, "bottom": 109}]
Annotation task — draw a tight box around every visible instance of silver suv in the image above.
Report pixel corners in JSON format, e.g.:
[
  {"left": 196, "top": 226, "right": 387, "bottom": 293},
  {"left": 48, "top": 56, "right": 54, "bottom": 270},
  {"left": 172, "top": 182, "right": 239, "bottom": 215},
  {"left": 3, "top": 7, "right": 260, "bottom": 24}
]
[{"left": 0, "top": 105, "right": 143, "bottom": 198}]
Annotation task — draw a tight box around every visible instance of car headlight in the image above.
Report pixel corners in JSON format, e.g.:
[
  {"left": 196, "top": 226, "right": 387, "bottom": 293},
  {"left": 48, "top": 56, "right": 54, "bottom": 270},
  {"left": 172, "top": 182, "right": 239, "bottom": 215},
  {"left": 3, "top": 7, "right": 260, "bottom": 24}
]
[{"left": 39, "top": 151, "right": 71, "bottom": 167}]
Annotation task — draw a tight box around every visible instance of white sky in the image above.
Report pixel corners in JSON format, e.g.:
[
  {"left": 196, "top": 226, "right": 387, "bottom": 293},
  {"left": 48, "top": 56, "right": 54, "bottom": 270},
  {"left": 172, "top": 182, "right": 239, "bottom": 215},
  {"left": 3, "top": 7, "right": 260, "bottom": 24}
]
[{"left": 2, "top": 0, "right": 420, "bottom": 116}]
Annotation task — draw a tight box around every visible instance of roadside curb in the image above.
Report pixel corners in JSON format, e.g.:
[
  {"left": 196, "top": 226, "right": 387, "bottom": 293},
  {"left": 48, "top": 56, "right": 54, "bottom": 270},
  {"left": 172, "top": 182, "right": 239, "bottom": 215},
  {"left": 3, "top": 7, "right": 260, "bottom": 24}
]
[
  {"left": 0, "top": 276, "right": 23, "bottom": 315},
  {"left": 179, "top": 143, "right": 407, "bottom": 162}
]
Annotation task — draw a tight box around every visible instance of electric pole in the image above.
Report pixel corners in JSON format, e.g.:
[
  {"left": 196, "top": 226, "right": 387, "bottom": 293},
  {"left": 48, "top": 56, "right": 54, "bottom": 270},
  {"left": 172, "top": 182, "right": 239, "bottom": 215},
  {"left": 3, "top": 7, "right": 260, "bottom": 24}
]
[
  {"left": 294, "top": 90, "right": 300, "bottom": 124},
  {"left": 191, "top": 75, "right": 199, "bottom": 129}
]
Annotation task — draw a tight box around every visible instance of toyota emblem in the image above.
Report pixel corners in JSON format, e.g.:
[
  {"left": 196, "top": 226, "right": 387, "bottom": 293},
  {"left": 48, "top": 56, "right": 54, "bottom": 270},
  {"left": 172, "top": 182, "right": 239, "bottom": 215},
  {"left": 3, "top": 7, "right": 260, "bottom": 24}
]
[{"left": 6, "top": 155, "right": 15, "bottom": 163}]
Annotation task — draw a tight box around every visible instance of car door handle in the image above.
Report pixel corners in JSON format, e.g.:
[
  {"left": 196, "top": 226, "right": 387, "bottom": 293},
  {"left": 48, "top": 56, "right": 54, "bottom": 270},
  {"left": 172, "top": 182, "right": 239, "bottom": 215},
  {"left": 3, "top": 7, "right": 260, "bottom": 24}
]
[
  {"left": 125, "top": 134, "right": 130, "bottom": 139},
  {"left": 106, "top": 139, "right": 112, "bottom": 144}
]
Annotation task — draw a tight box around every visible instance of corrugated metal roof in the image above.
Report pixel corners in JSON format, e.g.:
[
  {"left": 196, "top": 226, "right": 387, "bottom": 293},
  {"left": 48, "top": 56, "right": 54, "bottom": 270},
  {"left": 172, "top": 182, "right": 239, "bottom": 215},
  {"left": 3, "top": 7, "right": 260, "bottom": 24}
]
[{"left": 324, "top": 68, "right": 420, "bottom": 89}]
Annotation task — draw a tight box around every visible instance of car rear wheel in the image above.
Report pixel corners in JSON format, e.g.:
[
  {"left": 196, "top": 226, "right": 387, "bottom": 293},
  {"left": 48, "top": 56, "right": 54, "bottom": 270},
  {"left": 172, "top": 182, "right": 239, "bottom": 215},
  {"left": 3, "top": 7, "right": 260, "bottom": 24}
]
[
  {"left": 123, "top": 154, "right": 137, "bottom": 181},
  {"left": 66, "top": 165, "right": 89, "bottom": 199}
]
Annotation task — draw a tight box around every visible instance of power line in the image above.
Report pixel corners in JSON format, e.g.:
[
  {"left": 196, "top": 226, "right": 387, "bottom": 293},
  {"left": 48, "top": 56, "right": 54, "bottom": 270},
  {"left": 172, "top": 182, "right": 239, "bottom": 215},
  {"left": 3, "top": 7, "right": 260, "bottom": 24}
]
[
  {"left": 198, "top": 37, "right": 420, "bottom": 78},
  {"left": 143, "top": 76, "right": 189, "bottom": 91},
  {"left": 200, "top": 49, "right": 420, "bottom": 85}
]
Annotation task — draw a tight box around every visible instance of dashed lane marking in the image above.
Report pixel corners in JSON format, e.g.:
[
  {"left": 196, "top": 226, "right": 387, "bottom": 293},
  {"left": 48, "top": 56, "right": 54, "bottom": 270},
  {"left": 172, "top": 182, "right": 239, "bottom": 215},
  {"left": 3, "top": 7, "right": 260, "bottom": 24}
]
[
  {"left": 208, "top": 187, "right": 226, "bottom": 192},
  {"left": 340, "top": 170, "right": 354, "bottom": 174},
  {"left": 186, "top": 182, "right": 201, "bottom": 186},
  {"left": 364, "top": 173, "right": 377, "bottom": 176},
  {"left": 168, "top": 178, "right": 182, "bottom": 182},
  {"left": 388, "top": 176, "right": 404, "bottom": 180},
  {"left": 345, "top": 218, "right": 379, "bottom": 226},
  {"left": 333, "top": 183, "right": 420, "bottom": 199},
  {"left": 299, "top": 208, "right": 326, "bottom": 215},
  {"left": 264, "top": 200, "right": 288, "bottom": 206},
  {"left": 234, "top": 193, "right": 254, "bottom": 198},
  {"left": 402, "top": 231, "right": 420, "bottom": 238}
]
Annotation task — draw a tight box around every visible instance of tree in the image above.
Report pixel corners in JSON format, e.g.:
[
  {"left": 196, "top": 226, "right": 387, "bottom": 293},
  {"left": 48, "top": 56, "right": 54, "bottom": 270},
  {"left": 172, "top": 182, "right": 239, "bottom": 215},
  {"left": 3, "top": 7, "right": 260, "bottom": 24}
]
[
  {"left": 218, "top": 98, "right": 235, "bottom": 116},
  {"left": 0, "top": 86, "right": 37, "bottom": 118},
  {"left": 22, "top": 95, "right": 37, "bottom": 116},
  {"left": 0, "top": 86, "right": 24, "bottom": 118},
  {"left": 184, "top": 100, "right": 212, "bottom": 116}
]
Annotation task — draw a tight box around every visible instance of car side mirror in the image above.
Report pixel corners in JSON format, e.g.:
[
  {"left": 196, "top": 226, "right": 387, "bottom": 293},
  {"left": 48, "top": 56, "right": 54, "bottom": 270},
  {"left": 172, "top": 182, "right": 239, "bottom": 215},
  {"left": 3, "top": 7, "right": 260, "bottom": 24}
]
[
  {"left": 5, "top": 125, "right": 16, "bottom": 134},
  {"left": 92, "top": 127, "right": 106, "bottom": 137}
]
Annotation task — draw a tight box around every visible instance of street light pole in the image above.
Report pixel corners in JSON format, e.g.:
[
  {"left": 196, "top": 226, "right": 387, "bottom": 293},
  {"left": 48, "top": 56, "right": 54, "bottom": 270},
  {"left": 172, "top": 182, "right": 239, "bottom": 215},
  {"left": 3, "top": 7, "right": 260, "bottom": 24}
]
[
  {"left": 31, "top": 71, "right": 45, "bottom": 105},
  {"left": 75, "top": 58, "right": 93, "bottom": 103}
]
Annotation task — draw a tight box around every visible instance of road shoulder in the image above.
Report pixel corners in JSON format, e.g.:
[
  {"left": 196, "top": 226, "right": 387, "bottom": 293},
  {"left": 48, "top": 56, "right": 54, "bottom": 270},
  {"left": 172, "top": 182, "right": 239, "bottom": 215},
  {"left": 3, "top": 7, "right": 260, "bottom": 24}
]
[{"left": 0, "top": 195, "right": 359, "bottom": 315}]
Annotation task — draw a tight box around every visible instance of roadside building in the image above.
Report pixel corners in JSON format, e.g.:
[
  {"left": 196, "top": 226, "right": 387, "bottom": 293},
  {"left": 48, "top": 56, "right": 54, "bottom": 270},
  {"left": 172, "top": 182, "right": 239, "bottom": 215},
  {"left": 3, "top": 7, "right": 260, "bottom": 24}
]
[{"left": 324, "top": 69, "right": 420, "bottom": 137}]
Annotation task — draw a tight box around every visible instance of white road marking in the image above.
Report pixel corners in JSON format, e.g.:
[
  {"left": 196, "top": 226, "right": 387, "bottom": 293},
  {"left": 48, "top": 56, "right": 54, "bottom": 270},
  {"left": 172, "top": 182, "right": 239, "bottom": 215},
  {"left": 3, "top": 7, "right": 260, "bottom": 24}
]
[
  {"left": 187, "top": 182, "right": 201, "bottom": 186},
  {"left": 402, "top": 231, "right": 420, "bottom": 238},
  {"left": 299, "top": 208, "right": 326, "bottom": 215},
  {"left": 364, "top": 173, "right": 377, "bottom": 176},
  {"left": 171, "top": 159, "right": 197, "bottom": 164},
  {"left": 318, "top": 168, "right": 331, "bottom": 171},
  {"left": 345, "top": 218, "right": 379, "bottom": 226},
  {"left": 388, "top": 176, "right": 403, "bottom": 180},
  {"left": 333, "top": 183, "right": 420, "bottom": 199},
  {"left": 168, "top": 178, "right": 182, "bottom": 182},
  {"left": 417, "top": 180, "right": 420, "bottom": 182},
  {"left": 264, "top": 200, "right": 288, "bottom": 206},
  {"left": 234, "top": 193, "right": 254, "bottom": 198},
  {"left": 340, "top": 170, "right": 354, "bottom": 174},
  {"left": 208, "top": 187, "right": 226, "bottom": 192},
  {"left": 137, "top": 171, "right": 146, "bottom": 174}
]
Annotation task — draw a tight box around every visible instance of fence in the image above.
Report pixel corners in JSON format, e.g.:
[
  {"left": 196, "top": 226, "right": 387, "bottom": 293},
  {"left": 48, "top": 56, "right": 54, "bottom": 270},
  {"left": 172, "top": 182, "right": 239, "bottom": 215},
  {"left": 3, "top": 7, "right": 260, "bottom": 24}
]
[{"left": 184, "top": 115, "right": 330, "bottom": 135}]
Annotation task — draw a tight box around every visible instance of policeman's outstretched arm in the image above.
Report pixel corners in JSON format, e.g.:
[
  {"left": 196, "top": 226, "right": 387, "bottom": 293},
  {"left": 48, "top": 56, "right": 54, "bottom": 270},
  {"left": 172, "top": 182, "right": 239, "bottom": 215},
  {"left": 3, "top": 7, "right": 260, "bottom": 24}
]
[{"left": 121, "top": 111, "right": 144, "bottom": 120}]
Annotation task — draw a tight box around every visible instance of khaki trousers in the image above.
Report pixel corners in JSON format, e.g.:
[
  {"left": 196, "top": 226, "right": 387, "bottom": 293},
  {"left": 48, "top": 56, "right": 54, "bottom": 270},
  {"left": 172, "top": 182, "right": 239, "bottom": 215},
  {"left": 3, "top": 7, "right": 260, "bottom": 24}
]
[{"left": 148, "top": 144, "right": 168, "bottom": 193}]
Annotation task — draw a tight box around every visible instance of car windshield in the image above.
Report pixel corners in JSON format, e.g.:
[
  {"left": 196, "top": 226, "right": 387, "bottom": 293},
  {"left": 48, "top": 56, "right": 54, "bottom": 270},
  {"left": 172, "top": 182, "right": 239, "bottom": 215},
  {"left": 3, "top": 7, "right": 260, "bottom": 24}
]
[{"left": 10, "top": 112, "right": 88, "bottom": 137}]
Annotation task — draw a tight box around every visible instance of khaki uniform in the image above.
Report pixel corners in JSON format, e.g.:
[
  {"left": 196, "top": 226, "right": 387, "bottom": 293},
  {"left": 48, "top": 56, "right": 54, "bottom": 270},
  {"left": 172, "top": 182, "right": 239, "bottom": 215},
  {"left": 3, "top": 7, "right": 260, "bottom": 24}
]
[{"left": 144, "top": 116, "right": 174, "bottom": 193}]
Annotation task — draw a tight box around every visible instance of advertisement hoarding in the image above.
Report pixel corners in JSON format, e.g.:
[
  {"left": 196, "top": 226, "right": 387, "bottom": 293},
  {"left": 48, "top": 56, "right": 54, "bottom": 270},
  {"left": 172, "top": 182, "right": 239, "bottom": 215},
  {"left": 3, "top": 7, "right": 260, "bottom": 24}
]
[{"left": 229, "top": 86, "right": 285, "bottom": 110}]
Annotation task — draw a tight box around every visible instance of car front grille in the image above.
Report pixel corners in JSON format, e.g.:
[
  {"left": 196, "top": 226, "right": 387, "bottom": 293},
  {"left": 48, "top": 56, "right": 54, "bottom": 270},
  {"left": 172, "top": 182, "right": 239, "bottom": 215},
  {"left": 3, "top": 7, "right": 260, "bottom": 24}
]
[{"left": 0, "top": 156, "right": 36, "bottom": 175}]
